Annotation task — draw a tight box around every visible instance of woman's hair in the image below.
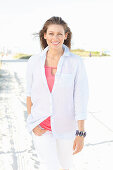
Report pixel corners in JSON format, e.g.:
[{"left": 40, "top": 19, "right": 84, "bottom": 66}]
[{"left": 37, "top": 16, "right": 72, "bottom": 49}]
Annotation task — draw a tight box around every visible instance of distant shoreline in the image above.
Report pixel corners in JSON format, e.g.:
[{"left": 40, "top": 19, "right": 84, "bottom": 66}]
[
  {"left": 71, "top": 49, "right": 110, "bottom": 57},
  {"left": 11, "top": 49, "right": 110, "bottom": 59}
]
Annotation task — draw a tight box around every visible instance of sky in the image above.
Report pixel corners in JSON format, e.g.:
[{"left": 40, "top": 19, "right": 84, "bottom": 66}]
[{"left": 0, "top": 0, "right": 113, "bottom": 54}]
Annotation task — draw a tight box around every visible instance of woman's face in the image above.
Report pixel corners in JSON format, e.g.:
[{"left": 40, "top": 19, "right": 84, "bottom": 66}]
[{"left": 44, "top": 24, "right": 67, "bottom": 50}]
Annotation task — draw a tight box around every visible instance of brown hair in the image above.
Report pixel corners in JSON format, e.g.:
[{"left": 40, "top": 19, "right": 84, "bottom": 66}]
[{"left": 37, "top": 16, "right": 72, "bottom": 49}]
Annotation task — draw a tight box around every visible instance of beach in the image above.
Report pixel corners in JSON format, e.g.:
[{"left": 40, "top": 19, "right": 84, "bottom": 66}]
[{"left": 0, "top": 56, "right": 113, "bottom": 170}]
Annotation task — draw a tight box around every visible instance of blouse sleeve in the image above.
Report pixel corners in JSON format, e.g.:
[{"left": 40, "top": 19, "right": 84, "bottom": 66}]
[
  {"left": 74, "top": 57, "right": 89, "bottom": 120},
  {"left": 26, "top": 57, "right": 33, "bottom": 97}
]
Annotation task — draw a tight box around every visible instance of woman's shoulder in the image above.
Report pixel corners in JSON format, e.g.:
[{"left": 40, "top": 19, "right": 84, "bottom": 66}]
[
  {"left": 28, "top": 52, "right": 42, "bottom": 63},
  {"left": 65, "top": 52, "right": 86, "bottom": 72},
  {"left": 64, "top": 44, "right": 81, "bottom": 62},
  {"left": 67, "top": 51, "right": 83, "bottom": 63}
]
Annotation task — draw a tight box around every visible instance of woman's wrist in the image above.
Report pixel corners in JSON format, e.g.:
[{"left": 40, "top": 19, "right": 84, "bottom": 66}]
[
  {"left": 77, "top": 120, "right": 86, "bottom": 137},
  {"left": 75, "top": 130, "right": 86, "bottom": 138}
]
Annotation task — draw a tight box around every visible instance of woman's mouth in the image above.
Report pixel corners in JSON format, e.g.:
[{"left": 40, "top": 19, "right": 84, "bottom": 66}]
[{"left": 52, "top": 42, "right": 60, "bottom": 45}]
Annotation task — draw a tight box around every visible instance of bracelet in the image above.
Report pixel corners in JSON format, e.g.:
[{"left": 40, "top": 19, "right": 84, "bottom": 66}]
[{"left": 75, "top": 130, "right": 86, "bottom": 138}]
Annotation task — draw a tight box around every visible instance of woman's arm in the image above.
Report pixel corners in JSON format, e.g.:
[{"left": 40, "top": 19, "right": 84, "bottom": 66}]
[
  {"left": 26, "top": 96, "right": 33, "bottom": 115},
  {"left": 78, "top": 120, "right": 85, "bottom": 131},
  {"left": 26, "top": 96, "right": 47, "bottom": 135},
  {"left": 73, "top": 120, "right": 85, "bottom": 155},
  {"left": 73, "top": 57, "right": 89, "bottom": 154}
]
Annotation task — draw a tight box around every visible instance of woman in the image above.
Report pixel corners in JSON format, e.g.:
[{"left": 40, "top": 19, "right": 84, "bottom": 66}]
[{"left": 26, "top": 16, "right": 89, "bottom": 170}]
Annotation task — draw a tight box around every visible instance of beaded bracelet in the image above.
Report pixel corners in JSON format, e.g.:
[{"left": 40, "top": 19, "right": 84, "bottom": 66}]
[{"left": 75, "top": 130, "right": 86, "bottom": 138}]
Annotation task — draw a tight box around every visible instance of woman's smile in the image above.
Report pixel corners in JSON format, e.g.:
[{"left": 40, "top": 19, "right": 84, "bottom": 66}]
[{"left": 52, "top": 41, "right": 60, "bottom": 45}]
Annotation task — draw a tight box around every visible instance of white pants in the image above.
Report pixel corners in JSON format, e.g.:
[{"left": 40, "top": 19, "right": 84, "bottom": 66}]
[{"left": 32, "top": 130, "right": 74, "bottom": 170}]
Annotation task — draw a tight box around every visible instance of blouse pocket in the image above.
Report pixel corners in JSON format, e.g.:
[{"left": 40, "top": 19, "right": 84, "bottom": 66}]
[{"left": 59, "top": 73, "right": 74, "bottom": 86}]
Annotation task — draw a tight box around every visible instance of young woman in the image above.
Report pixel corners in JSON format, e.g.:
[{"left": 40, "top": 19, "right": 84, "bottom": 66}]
[{"left": 26, "top": 16, "right": 89, "bottom": 170}]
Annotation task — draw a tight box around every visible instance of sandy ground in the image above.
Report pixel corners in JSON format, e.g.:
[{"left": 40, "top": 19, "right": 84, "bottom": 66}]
[{"left": 0, "top": 57, "right": 113, "bottom": 170}]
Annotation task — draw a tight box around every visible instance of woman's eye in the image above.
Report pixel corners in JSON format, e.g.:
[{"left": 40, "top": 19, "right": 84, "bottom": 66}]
[
  {"left": 48, "top": 33, "right": 62, "bottom": 36},
  {"left": 49, "top": 33, "right": 53, "bottom": 35}
]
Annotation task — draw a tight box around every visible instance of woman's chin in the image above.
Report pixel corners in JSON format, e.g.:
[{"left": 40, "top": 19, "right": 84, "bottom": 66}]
[{"left": 49, "top": 43, "right": 62, "bottom": 49}]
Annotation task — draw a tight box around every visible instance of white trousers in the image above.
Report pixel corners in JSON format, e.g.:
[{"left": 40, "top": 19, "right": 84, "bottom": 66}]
[{"left": 32, "top": 130, "right": 74, "bottom": 170}]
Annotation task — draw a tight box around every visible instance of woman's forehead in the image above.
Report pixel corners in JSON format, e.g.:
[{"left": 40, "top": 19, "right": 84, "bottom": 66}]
[{"left": 47, "top": 24, "right": 65, "bottom": 32}]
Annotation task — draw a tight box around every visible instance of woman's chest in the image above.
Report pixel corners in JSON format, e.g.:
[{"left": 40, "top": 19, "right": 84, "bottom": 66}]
[
  {"left": 32, "top": 57, "right": 78, "bottom": 88},
  {"left": 45, "top": 57, "right": 58, "bottom": 76}
]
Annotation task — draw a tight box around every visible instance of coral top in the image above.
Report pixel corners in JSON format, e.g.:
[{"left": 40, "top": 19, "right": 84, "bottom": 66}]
[{"left": 39, "top": 65, "right": 57, "bottom": 131}]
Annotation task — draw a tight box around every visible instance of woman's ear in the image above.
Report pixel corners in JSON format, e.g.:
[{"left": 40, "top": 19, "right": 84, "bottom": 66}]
[
  {"left": 44, "top": 33, "right": 46, "bottom": 39},
  {"left": 64, "top": 32, "right": 68, "bottom": 40}
]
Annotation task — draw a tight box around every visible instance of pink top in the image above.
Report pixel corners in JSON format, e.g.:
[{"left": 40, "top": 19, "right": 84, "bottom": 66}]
[{"left": 39, "top": 65, "right": 57, "bottom": 131}]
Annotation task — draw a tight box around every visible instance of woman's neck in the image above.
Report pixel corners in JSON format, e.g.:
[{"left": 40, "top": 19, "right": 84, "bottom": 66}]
[{"left": 47, "top": 47, "right": 64, "bottom": 60}]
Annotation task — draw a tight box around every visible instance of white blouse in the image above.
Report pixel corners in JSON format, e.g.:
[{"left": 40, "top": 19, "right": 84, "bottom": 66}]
[{"left": 26, "top": 44, "right": 89, "bottom": 139}]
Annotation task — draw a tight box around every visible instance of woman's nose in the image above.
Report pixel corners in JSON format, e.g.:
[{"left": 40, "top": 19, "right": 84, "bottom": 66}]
[{"left": 53, "top": 35, "right": 59, "bottom": 39}]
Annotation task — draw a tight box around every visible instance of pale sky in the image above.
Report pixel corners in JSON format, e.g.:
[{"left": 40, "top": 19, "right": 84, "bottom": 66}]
[{"left": 0, "top": 0, "right": 113, "bottom": 54}]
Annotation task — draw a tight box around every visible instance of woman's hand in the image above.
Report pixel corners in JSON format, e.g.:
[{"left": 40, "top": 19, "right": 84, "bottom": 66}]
[
  {"left": 33, "top": 125, "right": 47, "bottom": 136},
  {"left": 73, "top": 136, "right": 84, "bottom": 155}
]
